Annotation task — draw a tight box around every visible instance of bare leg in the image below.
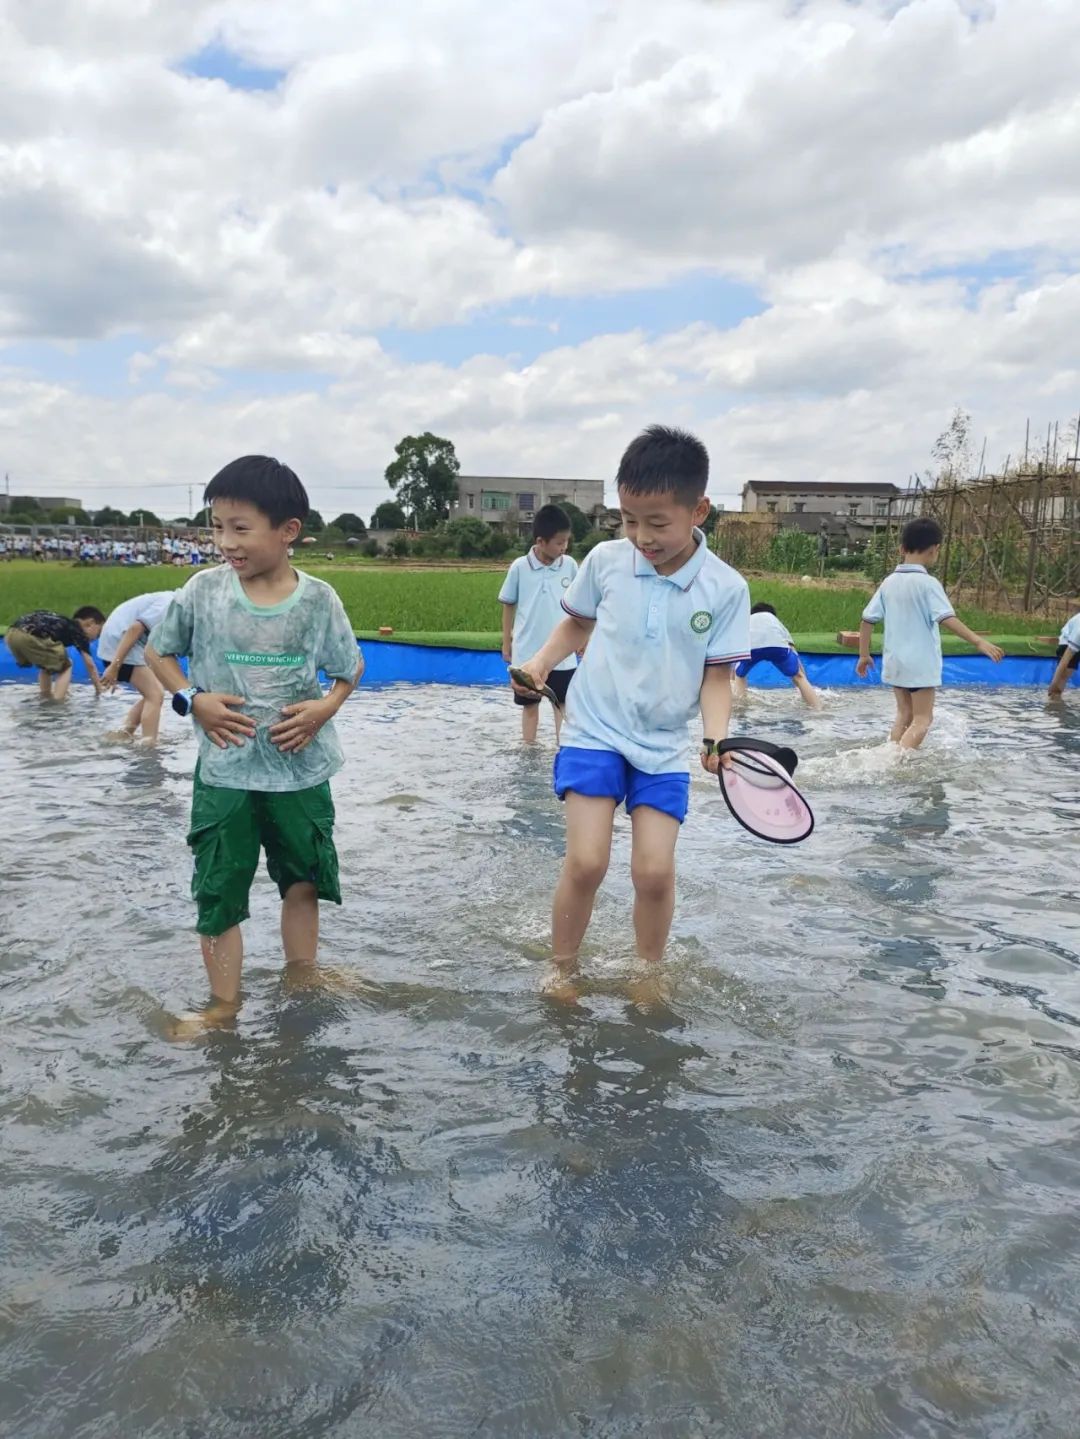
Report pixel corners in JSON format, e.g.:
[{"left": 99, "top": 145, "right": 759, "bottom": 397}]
[
  {"left": 521, "top": 703, "right": 540, "bottom": 744},
  {"left": 792, "top": 667, "right": 822, "bottom": 709},
  {"left": 52, "top": 667, "right": 73, "bottom": 701},
  {"left": 123, "top": 698, "right": 145, "bottom": 734},
  {"left": 281, "top": 881, "right": 319, "bottom": 968},
  {"left": 131, "top": 666, "right": 164, "bottom": 742},
  {"left": 629, "top": 805, "right": 680, "bottom": 962},
  {"left": 37, "top": 668, "right": 54, "bottom": 699},
  {"left": 200, "top": 926, "right": 244, "bottom": 1005},
  {"left": 889, "top": 688, "right": 914, "bottom": 743},
  {"left": 551, "top": 793, "right": 616, "bottom": 965},
  {"left": 899, "top": 688, "right": 935, "bottom": 750}
]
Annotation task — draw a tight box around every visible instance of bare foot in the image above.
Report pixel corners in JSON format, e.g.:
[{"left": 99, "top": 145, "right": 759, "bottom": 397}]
[
  {"left": 164, "top": 998, "right": 240, "bottom": 1040},
  {"left": 541, "top": 965, "right": 581, "bottom": 1005},
  {"left": 626, "top": 969, "right": 674, "bottom": 1015},
  {"left": 282, "top": 962, "right": 381, "bottom": 998}
]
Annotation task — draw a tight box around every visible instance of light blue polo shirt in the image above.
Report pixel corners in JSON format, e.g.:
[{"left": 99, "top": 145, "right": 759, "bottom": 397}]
[
  {"left": 1058, "top": 614, "right": 1080, "bottom": 651},
  {"left": 559, "top": 532, "right": 750, "bottom": 774},
  {"left": 862, "top": 563, "right": 955, "bottom": 688},
  {"left": 498, "top": 550, "right": 578, "bottom": 670}
]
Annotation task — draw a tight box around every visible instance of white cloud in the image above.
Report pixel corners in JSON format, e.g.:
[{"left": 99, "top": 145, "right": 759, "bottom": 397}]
[{"left": 0, "top": 0, "right": 1078, "bottom": 514}]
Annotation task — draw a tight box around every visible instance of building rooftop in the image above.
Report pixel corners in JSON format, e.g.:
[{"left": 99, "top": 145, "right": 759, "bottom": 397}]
[{"left": 742, "top": 479, "right": 900, "bottom": 494}]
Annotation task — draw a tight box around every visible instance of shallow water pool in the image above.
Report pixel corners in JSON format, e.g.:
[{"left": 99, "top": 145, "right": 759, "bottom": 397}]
[{"left": 2, "top": 682, "right": 1079, "bottom": 1438}]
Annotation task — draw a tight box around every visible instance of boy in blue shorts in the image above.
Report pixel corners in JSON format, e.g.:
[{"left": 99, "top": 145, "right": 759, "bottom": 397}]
[
  {"left": 146, "top": 456, "right": 363, "bottom": 1026},
  {"left": 732, "top": 602, "right": 820, "bottom": 708},
  {"left": 499, "top": 504, "right": 578, "bottom": 742},
  {"left": 513, "top": 425, "right": 750, "bottom": 968},
  {"left": 1047, "top": 609, "right": 1080, "bottom": 701},
  {"left": 857, "top": 516, "right": 1003, "bottom": 748}
]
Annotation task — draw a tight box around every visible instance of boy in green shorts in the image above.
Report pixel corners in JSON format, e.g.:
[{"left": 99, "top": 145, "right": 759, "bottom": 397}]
[{"left": 146, "top": 455, "right": 363, "bottom": 1027}]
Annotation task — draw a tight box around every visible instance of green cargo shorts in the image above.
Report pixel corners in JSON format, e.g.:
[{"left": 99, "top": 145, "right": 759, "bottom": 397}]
[{"left": 187, "top": 766, "right": 341, "bottom": 936}]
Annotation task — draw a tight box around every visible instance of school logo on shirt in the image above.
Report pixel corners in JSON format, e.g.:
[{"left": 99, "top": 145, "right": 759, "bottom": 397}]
[
  {"left": 690, "top": 610, "right": 712, "bottom": 634},
  {"left": 224, "top": 650, "right": 305, "bottom": 666}
]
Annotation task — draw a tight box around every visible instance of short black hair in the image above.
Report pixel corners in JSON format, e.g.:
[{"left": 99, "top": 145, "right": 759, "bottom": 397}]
[
  {"left": 73, "top": 606, "right": 105, "bottom": 624},
  {"left": 204, "top": 456, "right": 309, "bottom": 527},
  {"left": 616, "top": 425, "right": 709, "bottom": 507},
  {"left": 750, "top": 602, "right": 777, "bottom": 616},
  {"left": 901, "top": 516, "right": 943, "bottom": 553},
  {"left": 533, "top": 504, "right": 571, "bottom": 541}
]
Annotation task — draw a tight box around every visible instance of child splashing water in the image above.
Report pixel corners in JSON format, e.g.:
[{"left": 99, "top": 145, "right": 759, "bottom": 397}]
[
  {"left": 857, "top": 517, "right": 1003, "bottom": 749},
  {"left": 146, "top": 456, "right": 363, "bottom": 1032}
]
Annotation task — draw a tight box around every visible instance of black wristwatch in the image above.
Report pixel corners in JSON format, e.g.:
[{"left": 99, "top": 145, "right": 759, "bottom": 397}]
[{"left": 172, "top": 685, "right": 205, "bottom": 718}]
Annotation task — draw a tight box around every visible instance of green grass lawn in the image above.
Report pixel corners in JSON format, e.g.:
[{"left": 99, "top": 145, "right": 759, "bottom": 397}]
[{"left": 0, "top": 560, "right": 1066, "bottom": 654}]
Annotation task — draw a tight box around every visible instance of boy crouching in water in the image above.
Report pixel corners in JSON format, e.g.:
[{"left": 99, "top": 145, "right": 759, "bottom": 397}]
[
  {"left": 513, "top": 425, "right": 750, "bottom": 972},
  {"left": 146, "top": 456, "right": 363, "bottom": 1027}
]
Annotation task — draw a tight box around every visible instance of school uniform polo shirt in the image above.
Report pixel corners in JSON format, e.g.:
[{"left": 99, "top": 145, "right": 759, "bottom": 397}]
[
  {"left": 559, "top": 532, "right": 751, "bottom": 774},
  {"left": 749, "top": 611, "right": 794, "bottom": 650},
  {"left": 1058, "top": 614, "right": 1080, "bottom": 652},
  {"left": 862, "top": 563, "right": 955, "bottom": 688},
  {"left": 498, "top": 550, "right": 579, "bottom": 669}
]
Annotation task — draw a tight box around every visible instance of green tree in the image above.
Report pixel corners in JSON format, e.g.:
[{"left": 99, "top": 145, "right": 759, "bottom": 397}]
[
  {"left": 331, "top": 512, "right": 367, "bottom": 535},
  {"left": 384, "top": 432, "right": 460, "bottom": 530},
  {"left": 321, "top": 525, "right": 345, "bottom": 543},
  {"left": 559, "top": 501, "right": 592, "bottom": 544},
  {"left": 765, "top": 528, "right": 818, "bottom": 574},
  {"left": 190, "top": 507, "right": 211, "bottom": 528},
  {"left": 387, "top": 533, "right": 411, "bottom": 559},
  {"left": 701, "top": 504, "right": 720, "bottom": 537},
  {"left": 371, "top": 500, "right": 408, "bottom": 530},
  {"left": 303, "top": 509, "right": 324, "bottom": 535},
  {"left": 47, "top": 507, "right": 90, "bottom": 524},
  {"left": 443, "top": 516, "right": 491, "bottom": 559},
  {"left": 93, "top": 506, "right": 128, "bottom": 527},
  {"left": 577, "top": 529, "right": 608, "bottom": 557},
  {"left": 128, "top": 510, "right": 162, "bottom": 527},
  {"left": 10, "top": 496, "right": 42, "bottom": 515}
]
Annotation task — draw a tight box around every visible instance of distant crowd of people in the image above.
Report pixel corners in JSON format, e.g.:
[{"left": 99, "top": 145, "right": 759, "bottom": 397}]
[{"left": 0, "top": 532, "right": 216, "bottom": 566}]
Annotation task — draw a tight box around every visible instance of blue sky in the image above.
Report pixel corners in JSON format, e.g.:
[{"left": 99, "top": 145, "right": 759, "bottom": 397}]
[{"left": 2, "top": 3, "right": 1077, "bottom": 516}]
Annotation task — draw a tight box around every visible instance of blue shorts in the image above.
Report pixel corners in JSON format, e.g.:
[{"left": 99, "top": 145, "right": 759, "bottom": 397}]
[
  {"left": 553, "top": 747, "right": 690, "bottom": 824},
  {"left": 735, "top": 646, "right": 801, "bottom": 679}
]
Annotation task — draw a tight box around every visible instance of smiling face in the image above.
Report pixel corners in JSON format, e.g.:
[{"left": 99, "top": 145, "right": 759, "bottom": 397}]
[
  {"left": 210, "top": 498, "right": 301, "bottom": 580},
  {"left": 618, "top": 487, "right": 710, "bottom": 574}
]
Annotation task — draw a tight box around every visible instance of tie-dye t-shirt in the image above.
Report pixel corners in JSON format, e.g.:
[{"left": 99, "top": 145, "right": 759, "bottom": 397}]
[{"left": 149, "top": 566, "right": 361, "bottom": 793}]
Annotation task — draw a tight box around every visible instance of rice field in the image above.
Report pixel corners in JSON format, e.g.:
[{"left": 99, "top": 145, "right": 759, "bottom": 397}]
[{"left": 0, "top": 559, "right": 1063, "bottom": 646}]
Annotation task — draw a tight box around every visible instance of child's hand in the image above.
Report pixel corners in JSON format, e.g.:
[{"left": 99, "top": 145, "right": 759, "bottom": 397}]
[
  {"left": 192, "top": 692, "right": 257, "bottom": 749},
  {"left": 979, "top": 640, "right": 1005, "bottom": 663},
  {"left": 855, "top": 654, "right": 874, "bottom": 678},
  {"left": 510, "top": 657, "right": 549, "bottom": 696},
  {"left": 270, "top": 698, "right": 333, "bottom": 753},
  {"left": 699, "top": 744, "right": 733, "bottom": 775},
  {"left": 101, "top": 661, "right": 120, "bottom": 690}
]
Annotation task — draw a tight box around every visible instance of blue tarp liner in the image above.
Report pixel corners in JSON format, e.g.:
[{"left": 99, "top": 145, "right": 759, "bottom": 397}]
[{"left": 0, "top": 636, "right": 1075, "bottom": 690}]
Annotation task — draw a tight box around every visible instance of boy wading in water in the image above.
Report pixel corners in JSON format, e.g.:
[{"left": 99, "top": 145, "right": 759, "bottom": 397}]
[
  {"left": 146, "top": 456, "right": 363, "bottom": 1029},
  {"left": 513, "top": 425, "right": 750, "bottom": 976},
  {"left": 857, "top": 516, "right": 1003, "bottom": 748},
  {"left": 499, "top": 504, "right": 578, "bottom": 743},
  {"left": 5, "top": 607, "right": 105, "bottom": 699}
]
